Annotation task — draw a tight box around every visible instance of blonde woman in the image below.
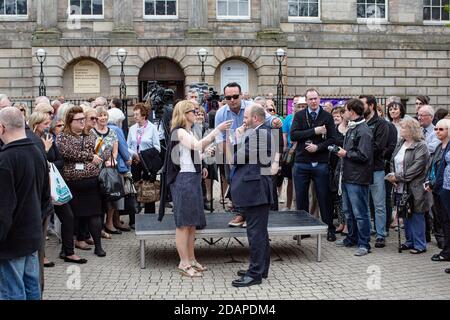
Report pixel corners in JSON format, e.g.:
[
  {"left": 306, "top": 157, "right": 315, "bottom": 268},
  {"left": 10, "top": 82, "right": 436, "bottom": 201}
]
[
  {"left": 166, "top": 100, "right": 232, "bottom": 277},
  {"left": 386, "top": 118, "right": 431, "bottom": 254},
  {"left": 28, "top": 111, "right": 87, "bottom": 264}
]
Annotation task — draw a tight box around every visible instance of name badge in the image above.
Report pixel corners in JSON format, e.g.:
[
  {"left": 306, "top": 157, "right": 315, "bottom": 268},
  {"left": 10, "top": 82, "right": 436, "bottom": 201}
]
[{"left": 75, "top": 163, "right": 84, "bottom": 170}]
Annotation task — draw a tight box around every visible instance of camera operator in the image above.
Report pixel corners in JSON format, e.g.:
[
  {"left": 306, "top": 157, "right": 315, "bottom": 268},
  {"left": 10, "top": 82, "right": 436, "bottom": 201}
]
[{"left": 334, "top": 99, "right": 374, "bottom": 256}]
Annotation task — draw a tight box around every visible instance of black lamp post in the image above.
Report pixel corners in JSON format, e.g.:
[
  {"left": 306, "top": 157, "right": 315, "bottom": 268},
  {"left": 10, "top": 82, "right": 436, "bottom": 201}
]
[
  {"left": 197, "top": 48, "right": 208, "bottom": 83},
  {"left": 35, "top": 48, "right": 47, "bottom": 97},
  {"left": 275, "top": 48, "right": 286, "bottom": 116},
  {"left": 117, "top": 48, "right": 129, "bottom": 136}
]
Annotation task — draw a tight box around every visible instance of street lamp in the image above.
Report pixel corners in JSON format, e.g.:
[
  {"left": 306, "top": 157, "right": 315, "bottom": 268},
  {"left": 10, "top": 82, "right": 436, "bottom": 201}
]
[
  {"left": 116, "top": 48, "right": 129, "bottom": 136},
  {"left": 197, "top": 48, "right": 208, "bottom": 83},
  {"left": 35, "top": 48, "right": 47, "bottom": 96},
  {"left": 275, "top": 48, "right": 286, "bottom": 116}
]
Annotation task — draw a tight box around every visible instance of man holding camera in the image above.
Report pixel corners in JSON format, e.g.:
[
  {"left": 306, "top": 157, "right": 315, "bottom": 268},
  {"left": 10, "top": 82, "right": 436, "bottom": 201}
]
[
  {"left": 335, "top": 99, "right": 374, "bottom": 256},
  {"left": 290, "top": 88, "right": 336, "bottom": 241}
]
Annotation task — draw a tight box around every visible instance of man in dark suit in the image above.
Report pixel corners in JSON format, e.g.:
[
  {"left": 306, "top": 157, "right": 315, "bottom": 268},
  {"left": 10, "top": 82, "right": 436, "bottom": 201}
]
[{"left": 230, "top": 104, "right": 275, "bottom": 287}]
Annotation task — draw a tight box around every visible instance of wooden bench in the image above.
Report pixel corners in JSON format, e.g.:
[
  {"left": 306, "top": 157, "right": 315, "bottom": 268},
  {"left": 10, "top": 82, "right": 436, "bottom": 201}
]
[{"left": 135, "top": 210, "right": 328, "bottom": 269}]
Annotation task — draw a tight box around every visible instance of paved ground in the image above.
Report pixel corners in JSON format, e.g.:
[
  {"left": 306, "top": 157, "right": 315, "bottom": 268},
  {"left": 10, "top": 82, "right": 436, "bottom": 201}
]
[
  {"left": 43, "top": 221, "right": 450, "bottom": 300},
  {"left": 43, "top": 184, "right": 450, "bottom": 300}
]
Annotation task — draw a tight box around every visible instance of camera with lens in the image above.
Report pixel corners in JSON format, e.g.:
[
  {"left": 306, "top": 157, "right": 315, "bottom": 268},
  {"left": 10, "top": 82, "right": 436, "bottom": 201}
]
[
  {"left": 143, "top": 81, "right": 174, "bottom": 119},
  {"left": 327, "top": 144, "right": 340, "bottom": 154}
]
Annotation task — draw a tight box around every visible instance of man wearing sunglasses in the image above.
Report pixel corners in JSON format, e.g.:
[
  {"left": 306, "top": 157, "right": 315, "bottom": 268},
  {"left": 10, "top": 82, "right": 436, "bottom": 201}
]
[{"left": 215, "top": 82, "right": 282, "bottom": 227}]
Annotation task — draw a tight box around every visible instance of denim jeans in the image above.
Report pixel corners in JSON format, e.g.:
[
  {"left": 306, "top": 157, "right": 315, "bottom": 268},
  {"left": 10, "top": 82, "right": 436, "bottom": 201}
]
[
  {"left": 404, "top": 213, "right": 427, "bottom": 251},
  {"left": 293, "top": 162, "right": 335, "bottom": 232},
  {"left": 0, "top": 251, "right": 41, "bottom": 300},
  {"left": 342, "top": 183, "right": 371, "bottom": 250},
  {"left": 369, "top": 170, "right": 387, "bottom": 240}
]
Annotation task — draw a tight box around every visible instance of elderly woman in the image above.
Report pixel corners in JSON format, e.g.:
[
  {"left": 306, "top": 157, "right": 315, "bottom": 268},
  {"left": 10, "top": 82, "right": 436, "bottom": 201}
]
[
  {"left": 29, "top": 111, "right": 87, "bottom": 264},
  {"left": 93, "top": 107, "right": 120, "bottom": 235},
  {"left": 56, "top": 106, "right": 106, "bottom": 257},
  {"left": 386, "top": 118, "right": 431, "bottom": 254},
  {"left": 427, "top": 119, "right": 450, "bottom": 263},
  {"left": 127, "top": 103, "right": 161, "bottom": 214},
  {"left": 108, "top": 107, "right": 132, "bottom": 229}
]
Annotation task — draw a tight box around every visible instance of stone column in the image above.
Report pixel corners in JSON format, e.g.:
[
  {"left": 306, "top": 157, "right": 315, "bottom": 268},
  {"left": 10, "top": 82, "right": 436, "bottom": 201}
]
[
  {"left": 261, "top": 0, "right": 281, "bottom": 31},
  {"left": 33, "top": 0, "right": 60, "bottom": 44},
  {"left": 187, "top": 0, "right": 210, "bottom": 35},
  {"left": 112, "top": 0, "right": 136, "bottom": 38}
]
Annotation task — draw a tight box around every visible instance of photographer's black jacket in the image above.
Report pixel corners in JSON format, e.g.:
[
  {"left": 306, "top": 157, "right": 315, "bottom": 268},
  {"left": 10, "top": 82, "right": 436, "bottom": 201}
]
[
  {"left": 342, "top": 118, "right": 374, "bottom": 185},
  {"left": 290, "top": 107, "right": 336, "bottom": 164},
  {"left": 366, "top": 112, "right": 389, "bottom": 172}
]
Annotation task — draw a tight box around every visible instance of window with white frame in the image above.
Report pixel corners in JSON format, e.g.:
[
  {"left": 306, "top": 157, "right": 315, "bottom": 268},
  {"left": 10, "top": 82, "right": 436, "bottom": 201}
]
[
  {"left": 357, "top": 0, "right": 387, "bottom": 19},
  {"left": 144, "top": 0, "right": 177, "bottom": 17},
  {"left": 69, "top": 0, "right": 103, "bottom": 17},
  {"left": 288, "top": 0, "right": 320, "bottom": 19},
  {"left": 0, "top": 0, "right": 27, "bottom": 15},
  {"left": 217, "top": 0, "right": 250, "bottom": 19},
  {"left": 423, "top": 0, "right": 449, "bottom": 21}
]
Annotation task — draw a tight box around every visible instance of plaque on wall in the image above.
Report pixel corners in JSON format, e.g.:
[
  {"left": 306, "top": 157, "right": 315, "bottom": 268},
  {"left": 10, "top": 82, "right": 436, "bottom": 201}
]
[{"left": 74, "top": 60, "right": 100, "bottom": 94}]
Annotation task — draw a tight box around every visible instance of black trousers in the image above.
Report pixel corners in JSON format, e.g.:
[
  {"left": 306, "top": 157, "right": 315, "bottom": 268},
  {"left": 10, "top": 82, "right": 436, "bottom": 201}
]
[
  {"left": 243, "top": 204, "right": 271, "bottom": 280},
  {"left": 271, "top": 175, "right": 279, "bottom": 211},
  {"left": 54, "top": 204, "right": 75, "bottom": 256},
  {"left": 438, "top": 189, "right": 450, "bottom": 258},
  {"left": 432, "top": 192, "right": 445, "bottom": 246}
]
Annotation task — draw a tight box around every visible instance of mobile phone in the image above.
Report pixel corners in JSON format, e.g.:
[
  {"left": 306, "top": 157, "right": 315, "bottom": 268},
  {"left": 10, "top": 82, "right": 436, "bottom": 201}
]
[{"left": 43, "top": 128, "right": 50, "bottom": 139}]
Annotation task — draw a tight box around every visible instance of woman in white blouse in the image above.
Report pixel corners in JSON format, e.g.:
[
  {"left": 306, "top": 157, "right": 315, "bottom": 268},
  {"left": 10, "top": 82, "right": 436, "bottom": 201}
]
[{"left": 127, "top": 103, "right": 161, "bottom": 213}]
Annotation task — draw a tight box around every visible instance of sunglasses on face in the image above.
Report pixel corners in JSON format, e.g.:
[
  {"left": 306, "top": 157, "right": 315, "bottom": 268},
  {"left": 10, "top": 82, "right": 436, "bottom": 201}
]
[
  {"left": 56, "top": 124, "right": 64, "bottom": 128},
  {"left": 72, "top": 117, "right": 85, "bottom": 122},
  {"left": 89, "top": 117, "right": 98, "bottom": 121},
  {"left": 224, "top": 94, "right": 240, "bottom": 100},
  {"left": 186, "top": 109, "right": 198, "bottom": 115},
  {"left": 267, "top": 108, "right": 275, "bottom": 112},
  {"left": 434, "top": 127, "right": 447, "bottom": 132}
]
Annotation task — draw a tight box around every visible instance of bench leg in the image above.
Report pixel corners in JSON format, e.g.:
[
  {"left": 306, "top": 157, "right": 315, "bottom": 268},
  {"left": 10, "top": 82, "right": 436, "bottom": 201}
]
[
  {"left": 316, "top": 235, "right": 322, "bottom": 262},
  {"left": 297, "top": 236, "right": 301, "bottom": 246},
  {"left": 140, "top": 240, "right": 146, "bottom": 269}
]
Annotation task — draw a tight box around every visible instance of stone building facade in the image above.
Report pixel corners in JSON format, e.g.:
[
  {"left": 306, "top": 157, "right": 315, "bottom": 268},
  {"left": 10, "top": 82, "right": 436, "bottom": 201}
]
[{"left": 0, "top": 0, "right": 449, "bottom": 113}]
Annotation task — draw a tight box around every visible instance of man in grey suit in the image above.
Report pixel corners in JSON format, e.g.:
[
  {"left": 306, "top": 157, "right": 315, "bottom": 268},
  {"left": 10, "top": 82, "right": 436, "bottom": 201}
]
[{"left": 230, "top": 104, "right": 276, "bottom": 287}]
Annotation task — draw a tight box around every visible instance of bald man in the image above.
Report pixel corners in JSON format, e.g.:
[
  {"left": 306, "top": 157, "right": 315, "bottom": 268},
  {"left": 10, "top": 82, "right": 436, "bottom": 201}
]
[{"left": 0, "top": 107, "right": 51, "bottom": 300}]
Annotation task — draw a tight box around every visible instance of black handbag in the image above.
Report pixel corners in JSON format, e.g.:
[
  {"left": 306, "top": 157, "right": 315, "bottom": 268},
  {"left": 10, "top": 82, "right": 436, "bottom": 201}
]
[
  {"left": 121, "top": 194, "right": 139, "bottom": 216},
  {"left": 98, "top": 159, "right": 125, "bottom": 202}
]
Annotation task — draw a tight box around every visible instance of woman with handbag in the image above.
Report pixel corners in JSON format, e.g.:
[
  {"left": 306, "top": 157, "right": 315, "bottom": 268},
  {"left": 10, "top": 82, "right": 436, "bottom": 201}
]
[
  {"left": 29, "top": 112, "right": 87, "bottom": 264},
  {"left": 426, "top": 119, "right": 450, "bottom": 264},
  {"left": 386, "top": 118, "right": 431, "bottom": 254},
  {"left": 28, "top": 112, "right": 87, "bottom": 266},
  {"left": 93, "top": 107, "right": 122, "bottom": 235},
  {"left": 127, "top": 103, "right": 161, "bottom": 214},
  {"left": 168, "top": 100, "right": 232, "bottom": 277},
  {"left": 108, "top": 107, "right": 134, "bottom": 230},
  {"left": 56, "top": 106, "right": 106, "bottom": 257}
]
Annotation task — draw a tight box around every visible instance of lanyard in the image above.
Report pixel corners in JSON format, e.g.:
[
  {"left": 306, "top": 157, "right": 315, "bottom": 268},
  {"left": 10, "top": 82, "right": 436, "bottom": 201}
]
[{"left": 136, "top": 120, "right": 148, "bottom": 152}]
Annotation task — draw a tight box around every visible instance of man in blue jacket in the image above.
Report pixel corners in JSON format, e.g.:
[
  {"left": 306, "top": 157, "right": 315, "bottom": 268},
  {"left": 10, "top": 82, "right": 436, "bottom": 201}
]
[{"left": 0, "top": 107, "right": 51, "bottom": 299}]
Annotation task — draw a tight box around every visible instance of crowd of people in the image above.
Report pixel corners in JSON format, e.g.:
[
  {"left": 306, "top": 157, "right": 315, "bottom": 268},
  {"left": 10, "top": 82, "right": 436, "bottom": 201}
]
[{"left": 0, "top": 84, "right": 449, "bottom": 297}]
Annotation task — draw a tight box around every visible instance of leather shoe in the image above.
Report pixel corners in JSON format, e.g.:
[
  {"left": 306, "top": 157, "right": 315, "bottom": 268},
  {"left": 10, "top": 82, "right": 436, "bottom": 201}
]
[
  {"left": 327, "top": 231, "right": 336, "bottom": 242},
  {"left": 94, "top": 248, "right": 106, "bottom": 257},
  {"left": 431, "top": 254, "right": 450, "bottom": 262},
  {"left": 64, "top": 257, "right": 87, "bottom": 264},
  {"left": 232, "top": 276, "right": 262, "bottom": 287},
  {"left": 104, "top": 227, "right": 122, "bottom": 235},
  {"left": 237, "top": 270, "right": 267, "bottom": 279},
  {"left": 445, "top": 268, "right": 450, "bottom": 274}
]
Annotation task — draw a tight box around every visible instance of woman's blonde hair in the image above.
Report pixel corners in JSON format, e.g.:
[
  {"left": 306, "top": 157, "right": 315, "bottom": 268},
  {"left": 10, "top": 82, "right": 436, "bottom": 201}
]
[
  {"left": 171, "top": 100, "right": 195, "bottom": 130},
  {"left": 400, "top": 118, "right": 424, "bottom": 142},
  {"left": 28, "top": 112, "right": 50, "bottom": 132}
]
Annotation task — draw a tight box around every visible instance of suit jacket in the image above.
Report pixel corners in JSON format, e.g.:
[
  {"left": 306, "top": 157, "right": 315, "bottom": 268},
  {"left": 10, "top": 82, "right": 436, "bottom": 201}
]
[{"left": 230, "top": 124, "right": 274, "bottom": 208}]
